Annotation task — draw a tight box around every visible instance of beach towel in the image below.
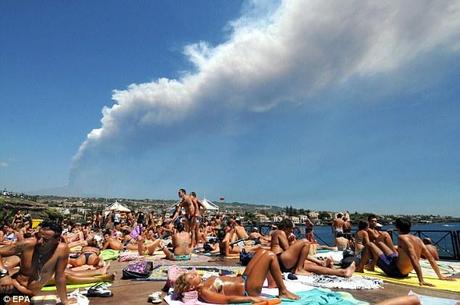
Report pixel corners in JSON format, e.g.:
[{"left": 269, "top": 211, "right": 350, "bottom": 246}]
[
  {"left": 417, "top": 260, "right": 460, "bottom": 277},
  {"left": 41, "top": 282, "right": 111, "bottom": 292},
  {"left": 118, "top": 251, "right": 142, "bottom": 262},
  {"left": 278, "top": 289, "right": 367, "bottom": 305},
  {"left": 151, "top": 254, "right": 213, "bottom": 265},
  {"left": 293, "top": 274, "right": 383, "bottom": 290},
  {"left": 100, "top": 249, "right": 119, "bottom": 261},
  {"left": 164, "top": 288, "right": 368, "bottom": 305},
  {"left": 140, "top": 265, "right": 245, "bottom": 281},
  {"left": 408, "top": 290, "right": 460, "bottom": 305},
  {"left": 362, "top": 268, "right": 460, "bottom": 292},
  {"left": 314, "top": 251, "right": 343, "bottom": 264}
]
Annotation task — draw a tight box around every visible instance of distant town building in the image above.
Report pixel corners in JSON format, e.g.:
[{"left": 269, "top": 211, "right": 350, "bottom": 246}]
[
  {"left": 255, "top": 213, "right": 269, "bottom": 223},
  {"left": 290, "top": 216, "right": 300, "bottom": 224},
  {"left": 298, "top": 214, "right": 309, "bottom": 222}
]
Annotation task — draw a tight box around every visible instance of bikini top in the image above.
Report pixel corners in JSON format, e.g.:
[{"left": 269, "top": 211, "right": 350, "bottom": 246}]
[{"left": 213, "top": 277, "right": 225, "bottom": 293}]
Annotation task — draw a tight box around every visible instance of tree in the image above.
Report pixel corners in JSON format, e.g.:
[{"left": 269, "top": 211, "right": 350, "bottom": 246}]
[{"left": 318, "top": 211, "right": 331, "bottom": 220}]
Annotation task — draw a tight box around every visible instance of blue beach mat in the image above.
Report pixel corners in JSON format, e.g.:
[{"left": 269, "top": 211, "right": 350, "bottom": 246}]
[{"left": 269, "top": 289, "right": 368, "bottom": 305}]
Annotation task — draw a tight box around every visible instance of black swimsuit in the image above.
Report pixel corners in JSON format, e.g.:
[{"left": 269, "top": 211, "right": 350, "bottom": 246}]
[
  {"left": 84, "top": 252, "right": 94, "bottom": 262},
  {"left": 276, "top": 253, "right": 293, "bottom": 273}
]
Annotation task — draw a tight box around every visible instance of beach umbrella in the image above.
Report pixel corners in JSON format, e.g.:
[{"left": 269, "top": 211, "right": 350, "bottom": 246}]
[
  {"left": 107, "top": 201, "right": 131, "bottom": 212},
  {"left": 202, "top": 198, "right": 219, "bottom": 211}
]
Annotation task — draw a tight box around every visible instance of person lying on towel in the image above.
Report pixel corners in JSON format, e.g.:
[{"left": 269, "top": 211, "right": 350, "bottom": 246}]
[{"left": 173, "top": 249, "right": 299, "bottom": 303}]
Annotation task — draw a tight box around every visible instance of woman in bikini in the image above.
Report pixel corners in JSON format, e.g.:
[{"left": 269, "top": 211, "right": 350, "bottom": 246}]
[
  {"left": 271, "top": 219, "right": 356, "bottom": 277},
  {"left": 68, "top": 239, "right": 101, "bottom": 267},
  {"left": 354, "top": 220, "right": 370, "bottom": 254},
  {"left": 270, "top": 219, "right": 310, "bottom": 274},
  {"left": 174, "top": 249, "right": 299, "bottom": 303}
]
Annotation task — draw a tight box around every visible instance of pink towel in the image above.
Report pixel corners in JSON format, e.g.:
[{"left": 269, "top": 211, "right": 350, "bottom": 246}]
[{"left": 182, "top": 290, "right": 198, "bottom": 305}]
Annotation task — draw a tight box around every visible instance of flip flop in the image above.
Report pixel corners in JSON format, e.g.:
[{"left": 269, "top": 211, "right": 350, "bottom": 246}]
[
  {"left": 84, "top": 283, "right": 113, "bottom": 297},
  {"left": 148, "top": 291, "right": 162, "bottom": 304}
]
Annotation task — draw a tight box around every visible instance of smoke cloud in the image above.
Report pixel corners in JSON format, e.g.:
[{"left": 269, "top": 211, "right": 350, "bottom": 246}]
[{"left": 70, "top": 0, "right": 460, "bottom": 194}]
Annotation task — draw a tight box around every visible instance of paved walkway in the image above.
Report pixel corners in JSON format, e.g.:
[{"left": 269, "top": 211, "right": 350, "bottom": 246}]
[{"left": 88, "top": 258, "right": 460, "bottom": 305}]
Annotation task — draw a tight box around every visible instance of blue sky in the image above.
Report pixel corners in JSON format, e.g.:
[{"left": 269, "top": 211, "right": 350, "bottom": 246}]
[{"left": 1, "top": 1, "right": 459, "bottom": 216}]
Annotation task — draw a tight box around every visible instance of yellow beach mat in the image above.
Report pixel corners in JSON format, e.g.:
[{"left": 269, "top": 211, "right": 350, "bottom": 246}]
[
  {"left": 41, "top": 281, "right": 110, "bottom": 292},
  {"left": 362, "top": 269, "right": 460, "bottom": 292}
]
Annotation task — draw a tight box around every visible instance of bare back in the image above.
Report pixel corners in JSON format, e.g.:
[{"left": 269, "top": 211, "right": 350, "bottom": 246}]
[
  {"left": 397, "top": 234, "right": 424, "bottom": 275},
  {"left": 173, "top": 231, "right": 192, "bottom": 255},
  {"left": 270, "top": 230, "right": 289, "bottom": 255},
  {"left": 332, "top": 218, "right": 344, "bottom": 233}
]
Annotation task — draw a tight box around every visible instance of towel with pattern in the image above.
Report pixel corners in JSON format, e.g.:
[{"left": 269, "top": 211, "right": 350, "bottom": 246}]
[
  {"left": 293, "top": 274, "right": 383, "bottom": 290},
  {"left": 141, "top": 265, "right": 245, "bottom": 281}
]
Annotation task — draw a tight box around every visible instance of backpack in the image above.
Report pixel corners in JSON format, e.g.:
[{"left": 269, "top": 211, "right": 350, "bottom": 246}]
[
  {"left": 239, "top": 249, "right": 254, "bottom": 266},
  {"left": 122, "top": 260, "right": 153, "bottom": 279},
  {"left": 340, "top": 249, "right": 355, "bottom": 268}
]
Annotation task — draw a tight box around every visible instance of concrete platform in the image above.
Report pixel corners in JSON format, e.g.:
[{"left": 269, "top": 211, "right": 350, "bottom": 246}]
[{"left": 87, "top": 258, "right": 460, "bottom": 305}]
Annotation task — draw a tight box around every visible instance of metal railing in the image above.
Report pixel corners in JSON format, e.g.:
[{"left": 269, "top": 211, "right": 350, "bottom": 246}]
[
  {"left": 387, "top": 229, "right": 460, "bottom": 260},
  {"left": 247, "top": 223, "right": 460, "bottom": 260}
]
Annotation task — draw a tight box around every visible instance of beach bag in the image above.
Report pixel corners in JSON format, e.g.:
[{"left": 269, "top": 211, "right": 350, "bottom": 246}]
[
  {"left": 239, "top": 249, "right": 254, "bottom": 266},
  {"left": 203, "top": 242, "right": 213, "bottom": 252},
  {"left": 340, "top": 249, "right": 355, "bottom": 268},
  {"left": 122, "top": 260, "right": 153, "bottom": 279}
]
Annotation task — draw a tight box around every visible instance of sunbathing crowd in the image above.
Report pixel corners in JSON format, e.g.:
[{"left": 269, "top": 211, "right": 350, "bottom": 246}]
[{"left": 0, "top": 189, "right": 456, "bottom": 305}]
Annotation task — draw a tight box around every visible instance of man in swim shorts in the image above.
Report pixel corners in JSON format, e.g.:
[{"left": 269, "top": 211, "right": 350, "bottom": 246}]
[{"left": 172, "top": 189, "right": 196, "bottom": 236}]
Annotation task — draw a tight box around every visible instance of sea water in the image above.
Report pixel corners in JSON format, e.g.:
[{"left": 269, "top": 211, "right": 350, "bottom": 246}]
[{"left": 304, "top": 222, "right": 460, "bottom": 259}]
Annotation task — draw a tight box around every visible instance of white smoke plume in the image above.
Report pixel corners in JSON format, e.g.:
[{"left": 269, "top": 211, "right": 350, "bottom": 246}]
[{"left": 70, "top": 0, "right": 460, "bottom": 192}]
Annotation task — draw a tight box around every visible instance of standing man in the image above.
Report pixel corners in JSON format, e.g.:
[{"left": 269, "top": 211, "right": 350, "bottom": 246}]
[
  {"left": 0, "top": 219, "right": 70, "bottom": 304},
  {"left": 331, "top": 213, "right": 344, "bottom": 242},
  {"left": 172, "top": 189, "right": 196, "bottom": 239},
  {"left": 190, "top": 192, "right": 205, "bottom": 247}
]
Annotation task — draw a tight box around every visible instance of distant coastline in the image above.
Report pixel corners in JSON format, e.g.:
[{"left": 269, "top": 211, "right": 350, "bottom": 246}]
[{"left": 1, "top": 192, "right": 459, "bottom": 224}]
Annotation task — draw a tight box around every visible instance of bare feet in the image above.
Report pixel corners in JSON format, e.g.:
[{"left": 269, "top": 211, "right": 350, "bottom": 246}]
[
  {"left": 278, "top": 290, "right": 300, "bottom": 300},
  {"left": 356, "top": 266, "right": 364, "bottom": 273},
  {"left": 325, "top": 257, "right": 334, "bottom": 268},
  {"left": 108, "top": 272, "right": 116, "bottom": 281},
  {"left": 364, "top": 264, "right": 375, "bottom": 272},
  {"left": 101, "top": 262, "right": 111, "bottom": 274},
  {"left": 342, "top": 262, "right": 356, "bottom": 278}
]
